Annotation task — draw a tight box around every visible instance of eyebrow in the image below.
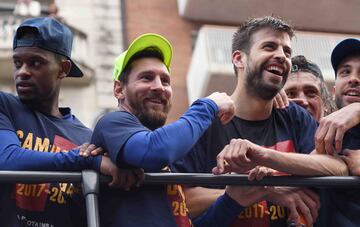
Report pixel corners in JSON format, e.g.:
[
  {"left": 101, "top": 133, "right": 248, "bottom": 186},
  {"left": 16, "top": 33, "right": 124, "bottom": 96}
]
[
  {"left": 285, "top": 86, "right": 297, "bottom": 91},
  {"left": 282, "top": 44, "right": 292, "bottom": 54},
  {"left": 138, "top": 70, "right": 170, "bottom": 78},
  {"left": 338, "top": 64, "right": 352, "bottom": 70},
  {"left": 12, "top": 52, "right": 48, "bottom": 60},
  {"left": 303, "top": 84, "right": 320, "bottom": 90}
]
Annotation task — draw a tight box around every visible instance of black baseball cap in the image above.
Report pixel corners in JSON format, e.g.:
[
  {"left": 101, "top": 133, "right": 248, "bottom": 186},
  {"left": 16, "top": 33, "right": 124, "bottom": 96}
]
[
  {"left": 13, "top": 17, "right": 83, "bottom": 77},
  {"left": 331, "top": 38, "right": 360, "bottom": 75}
]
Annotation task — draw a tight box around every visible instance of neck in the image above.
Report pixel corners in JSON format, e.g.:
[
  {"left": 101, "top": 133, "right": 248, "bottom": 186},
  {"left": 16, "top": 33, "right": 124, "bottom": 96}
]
[
  {"left": 118, "top": 102, "right": 133, "bottom": 113},
  {"left": 28, "top": 99, "right": 62, "bottom": 118},
  {"left": 231, "top": 82, "right": 274, "bottom": 121}
]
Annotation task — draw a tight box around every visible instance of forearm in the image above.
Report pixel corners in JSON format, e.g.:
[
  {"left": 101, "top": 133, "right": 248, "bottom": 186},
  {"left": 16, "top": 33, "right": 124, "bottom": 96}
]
[
  {"left": 185, "top": 187, "right": 224, "bottom": 218},
  {"left": 122, "top": 98, "right": 218, "bottom": 170},
  {"left": 0, "top": 146, "right": 100, "bottom": 171},
  {"left": 192, "top": 193, "right": 244, "bottom": 227},
  {"left": 0, "top": 130, "right": 101, "bottom": 171},
  {"left": 261, "top": 149, "right": 349, "bottom": 176}
]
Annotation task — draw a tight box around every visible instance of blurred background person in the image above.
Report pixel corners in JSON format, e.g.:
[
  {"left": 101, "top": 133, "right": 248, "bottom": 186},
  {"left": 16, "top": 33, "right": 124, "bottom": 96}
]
[{"left": 284, "top": 55, "right": 336, "bottom": 121}]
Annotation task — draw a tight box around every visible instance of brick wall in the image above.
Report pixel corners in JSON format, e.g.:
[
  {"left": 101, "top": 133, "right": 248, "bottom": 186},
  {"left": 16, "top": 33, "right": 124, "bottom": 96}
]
[{"left": 124, "top": 0, "right": 199, "bottom": 122}]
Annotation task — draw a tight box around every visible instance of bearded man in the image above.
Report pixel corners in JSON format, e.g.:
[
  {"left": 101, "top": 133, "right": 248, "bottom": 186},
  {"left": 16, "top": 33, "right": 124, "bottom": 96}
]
[
  {"left": 172, "top": 16, "right": 346, "bottom": 227},
  {"left": 90, "top": 33, "right": 235, "bottom": 227}
]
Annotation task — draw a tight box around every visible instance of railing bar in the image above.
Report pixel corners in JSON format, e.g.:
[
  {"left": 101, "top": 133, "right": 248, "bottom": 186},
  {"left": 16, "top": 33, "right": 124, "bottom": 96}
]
[
  {"left": 0, "top": 171, "right": 359, "bottom": 188},
  {"left": 82, "top": 170, "right": 100, "bottom": 227},
  {"left": 0, "top": 171, "right": 82, "bottom": 183},
  {"left": 143, "top": 173, "right": 360, "bottom": 188},
  {"left": 85, "top": 194, "right": 99, "bottom": 227}
]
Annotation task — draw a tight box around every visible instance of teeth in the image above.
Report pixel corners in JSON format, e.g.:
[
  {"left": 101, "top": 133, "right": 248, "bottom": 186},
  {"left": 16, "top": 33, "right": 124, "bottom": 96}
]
[
  {"left": 346, "top": 92, "right": 359, "bottom": 97},
  {"left": 149, "top": 99, "right": 162, "bottom": 103},
  {"left": 266, "top": 66, "right": 283, "bottom": 75}
]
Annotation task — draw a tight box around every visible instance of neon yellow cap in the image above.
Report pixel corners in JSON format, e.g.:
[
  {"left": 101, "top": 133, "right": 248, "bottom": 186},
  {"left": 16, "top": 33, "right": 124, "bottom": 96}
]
[{"left": 113, "top": 33, "right": 173, "bottom": 80}]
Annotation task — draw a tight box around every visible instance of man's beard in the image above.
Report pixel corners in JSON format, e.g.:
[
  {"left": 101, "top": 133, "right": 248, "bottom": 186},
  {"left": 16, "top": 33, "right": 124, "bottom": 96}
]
[
  {"left": 335, "top": 83, "right": 360, "bottom": 109},
  {"left": 127, "top": 91, "right": 171, "bottom": 130},
  {"left": 245, "top": 60, "right": 286, "bottom": 100},
  {"left": 335, "top": 94, "right": 345, "bottom": 109},
  {"left": 17, "top": 88, "right": 49, "bottom": 109}
]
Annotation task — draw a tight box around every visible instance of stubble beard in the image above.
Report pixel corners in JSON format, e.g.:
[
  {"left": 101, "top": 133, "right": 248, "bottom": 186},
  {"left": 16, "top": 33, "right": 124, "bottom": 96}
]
[
  {"left": 245, "top": 61, "right": 286, "bottom": 100},
  {"left": 127, "top": 91, "right": 171, "bottom": 130},
  {"left": 335, "top": 83, "right": 360, "bottom": 109},
  {"left": 17, "top": 87, "right": 53, "bottom": 110},
  {"left": 335, "top": 95, "right": 345, "bottom": 109}
]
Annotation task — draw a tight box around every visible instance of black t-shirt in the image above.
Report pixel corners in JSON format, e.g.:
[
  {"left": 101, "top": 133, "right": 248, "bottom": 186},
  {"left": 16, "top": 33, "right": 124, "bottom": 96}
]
[{"left": 172, "top": 102, "right": 317, "bottom": 227}]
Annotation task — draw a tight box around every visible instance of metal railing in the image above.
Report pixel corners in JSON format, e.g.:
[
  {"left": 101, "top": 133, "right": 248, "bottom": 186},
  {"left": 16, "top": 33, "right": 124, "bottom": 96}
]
[
  {"left": 0, "top": 170, "right": 102, "bottom": 227},
  {"left": 1, "top": 171, "right": 360, "bottom": 227}
]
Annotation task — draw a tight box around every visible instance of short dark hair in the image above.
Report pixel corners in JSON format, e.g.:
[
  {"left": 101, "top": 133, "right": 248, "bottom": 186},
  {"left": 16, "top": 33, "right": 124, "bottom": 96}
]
[
  {"left": 119, "top": 47, "right": 165, "bottom": 84},
  {"left": 291, "top": 55, "right": 324, "bottom": 80},
  {"left": 232, "top": 16, "right": 294, "bottom": 54},
  {"left": 290, "top": 55, "right": 337, "bottom": 116}
]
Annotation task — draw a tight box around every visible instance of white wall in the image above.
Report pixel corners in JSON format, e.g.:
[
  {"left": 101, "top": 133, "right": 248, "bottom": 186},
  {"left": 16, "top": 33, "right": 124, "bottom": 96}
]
[{"left": 56, "top": 0, "right": 123, "bottom": 128}]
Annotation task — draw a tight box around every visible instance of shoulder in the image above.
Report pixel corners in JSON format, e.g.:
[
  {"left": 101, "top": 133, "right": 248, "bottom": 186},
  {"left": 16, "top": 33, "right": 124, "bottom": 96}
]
[
  {"left": 0, "top": 92, "right": 27, "bottom": 115},
  {"left": 194, "top": 116, "right": 233, "bottom": 151},
  {"left": 94, "top": 111, "right": 145, "bottom": 133},
  {"left": 201, "top": 117, "right": 223, "bottom": 137},
  {"left": 98, "top": 111, "right": 140, "bottom": 125},
  {"left": 0, "top": 92, "right": 21, "bottom": 105},
  {"left": 279, "top": 102, "right": 307, "bottom": 115},
  {"left": 70, "top": 116, "right": 92, "bottom": 134},
  {"left": 272, "top": 102, "right": 318, "bottom": 138},
  {"left": 275, "top": 102, "right": 314, "bottom": 122}
]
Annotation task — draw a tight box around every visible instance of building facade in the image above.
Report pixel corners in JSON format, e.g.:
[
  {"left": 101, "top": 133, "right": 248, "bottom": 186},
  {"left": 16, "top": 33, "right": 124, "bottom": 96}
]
[{"left": 1, "top": 0, "right": 360, "bottom": 127}]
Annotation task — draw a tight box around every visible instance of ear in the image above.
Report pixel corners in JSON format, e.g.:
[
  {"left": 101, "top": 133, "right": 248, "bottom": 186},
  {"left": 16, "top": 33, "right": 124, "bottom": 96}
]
[
  {"left": 332, "top": 85, "right": 336, "bottom": 101},
  {"left": 114, "top": 80, "right": 126, "bottom": 101},
  {"left": 59, "top": 59, "right": 71, "bottom": 79},
  {"left": 232, "top": 50, "right": 246, "bottom": 70}
]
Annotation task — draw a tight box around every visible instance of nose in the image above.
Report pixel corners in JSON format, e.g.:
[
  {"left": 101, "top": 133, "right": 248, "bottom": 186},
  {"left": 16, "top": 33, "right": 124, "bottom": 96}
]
[
  {"left": 150, "top": 76, "right": 165, "bottom": 91},
  {"left": 274, "top": 48, "right": 286, "bottom": 63},
  {"left": 15, "top": 63, "right": 31, "bottom": 79},
  {"left": 348, "top": 72, "right": 360, "bottom": 86},
  {"left": 291, "top": 94, "right": 309, "bottom": 109}
]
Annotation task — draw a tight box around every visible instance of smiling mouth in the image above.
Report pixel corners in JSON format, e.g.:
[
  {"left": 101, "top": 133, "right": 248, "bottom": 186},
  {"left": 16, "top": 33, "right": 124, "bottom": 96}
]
[
  {"left": 148, "top": 98, "right": 163, "bottom": 104},
  {"left": 265, "top": 65, "right": 284, "bottom": 76},
  {"left": 345, "top": 91, "right": 360, "bottom": 97},
  {"left": 145, "top": 98, "right": 166, "bottom": 109}
]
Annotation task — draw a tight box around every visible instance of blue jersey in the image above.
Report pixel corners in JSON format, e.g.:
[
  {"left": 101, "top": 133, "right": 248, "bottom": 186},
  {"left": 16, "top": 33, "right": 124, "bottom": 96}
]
[
  {"left": 91, "top": 98, "right": 220, "bottom": 227},
  {"left": 172, "top": 102, "right": 317, "bottom": 227},
  {"left": 316, "top": 124, "right": 360, "bottom": 227},
  {"left": 0, "top": 92, "right": 99, "bottom": 227}
]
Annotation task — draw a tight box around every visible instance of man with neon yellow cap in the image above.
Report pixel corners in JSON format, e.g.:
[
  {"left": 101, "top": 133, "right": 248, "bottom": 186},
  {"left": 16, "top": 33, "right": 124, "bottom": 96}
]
[{"left": 90, "top": 33, "right": 235, "bottom": 226}]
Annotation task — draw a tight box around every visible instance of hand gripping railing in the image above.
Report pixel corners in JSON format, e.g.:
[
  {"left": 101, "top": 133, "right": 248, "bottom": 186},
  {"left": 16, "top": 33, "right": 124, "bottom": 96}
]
[{"left": 1, "top": 171, "right": 360, "bottom": 227}]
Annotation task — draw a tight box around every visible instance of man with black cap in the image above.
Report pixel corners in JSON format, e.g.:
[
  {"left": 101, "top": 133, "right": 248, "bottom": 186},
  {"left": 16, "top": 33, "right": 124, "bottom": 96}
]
[
  {"left": 89, "top": 33, "right": 235, "bottom": 226},
  {"left": 314, "top": 38, "right": 360, "bottom": 227},
  {"left": 0, "top": 17, "right": 123, "bottom": 227}
]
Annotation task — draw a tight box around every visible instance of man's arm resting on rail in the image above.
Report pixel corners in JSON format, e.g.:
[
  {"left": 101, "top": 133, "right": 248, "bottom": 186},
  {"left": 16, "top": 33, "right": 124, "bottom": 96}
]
[
  {"left": 0, "top": 130, "right": 101, "bottom": 171},
  {"left": 213, "top": 139, "right": 348, "bottom": 176}
]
